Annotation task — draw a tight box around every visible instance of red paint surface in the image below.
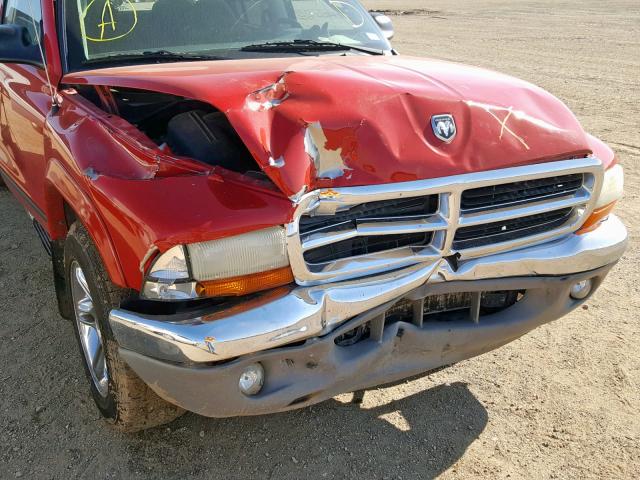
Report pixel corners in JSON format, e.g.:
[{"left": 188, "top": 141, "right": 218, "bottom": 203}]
[
  {"left": 63, "top": 56, "right": 598, "bottom": 198},
  {"left": 0, "top": 26, "right": 617, "bottom": 289}
]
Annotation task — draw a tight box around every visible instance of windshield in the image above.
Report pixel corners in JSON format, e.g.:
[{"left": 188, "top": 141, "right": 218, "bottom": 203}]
[{"left": 61, "top": 0, "right": 391, "bottom": 70}]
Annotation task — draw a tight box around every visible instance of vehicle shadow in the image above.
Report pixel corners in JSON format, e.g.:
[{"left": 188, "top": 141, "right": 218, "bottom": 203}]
[{"left": 123, "top": 380, "right": 488, "bottom": 479}]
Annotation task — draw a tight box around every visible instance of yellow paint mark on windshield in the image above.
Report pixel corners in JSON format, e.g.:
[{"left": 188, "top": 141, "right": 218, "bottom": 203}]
[
  {"left": 99, "top": 0, "right": 116, "bottom": 40},
  {"left": 82, "top": 0, "right": 138, "bottom": 43}
]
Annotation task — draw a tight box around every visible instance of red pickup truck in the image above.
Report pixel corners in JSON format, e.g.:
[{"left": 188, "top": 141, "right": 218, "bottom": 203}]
[{"left": 0, "top": 0, "right": 627, "bottom": 431}]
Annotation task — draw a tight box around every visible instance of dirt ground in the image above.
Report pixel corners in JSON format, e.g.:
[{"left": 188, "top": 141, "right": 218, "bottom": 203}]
[{"left": 1, "top": 1, "right": 639, "bottom": 478}]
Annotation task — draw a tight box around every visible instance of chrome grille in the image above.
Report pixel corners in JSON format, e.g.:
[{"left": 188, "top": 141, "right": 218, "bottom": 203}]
[{"left": 286, "top": 158, "right": 604, "bottom": 285}]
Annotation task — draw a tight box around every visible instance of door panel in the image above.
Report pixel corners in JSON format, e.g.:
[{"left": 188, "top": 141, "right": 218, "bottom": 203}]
[{"left": 0, "top": 0, "right": 50, "bottom": 221}]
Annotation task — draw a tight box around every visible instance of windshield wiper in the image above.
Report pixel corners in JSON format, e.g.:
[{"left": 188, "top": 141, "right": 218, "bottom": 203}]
[
  {"left": 240, "top": 40, "right": 384, "bottom": 56},
  {"left": 83, "top": 50, "right": 228, "bottom": 65}
]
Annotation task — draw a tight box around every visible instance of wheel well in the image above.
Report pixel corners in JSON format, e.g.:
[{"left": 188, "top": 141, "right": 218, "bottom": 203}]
[
  {"left": 50, "top": 200, "right": 84, "bottom": 320},
  {"left": 63, "top": 201, "right": 78, "bottom": 231}
]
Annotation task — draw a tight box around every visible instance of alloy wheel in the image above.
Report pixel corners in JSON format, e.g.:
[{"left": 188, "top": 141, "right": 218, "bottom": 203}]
[{"left": 70, "top": 261, "right": 109, "bottom": 398}]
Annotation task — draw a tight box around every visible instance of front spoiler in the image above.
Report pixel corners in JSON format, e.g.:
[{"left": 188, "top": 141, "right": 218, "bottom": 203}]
[
  {"left": 109, "top": 215, "right": 628, "bottom": 364},
  {"left": 120, "top": 265, "right": 614, "bottom": 418}
]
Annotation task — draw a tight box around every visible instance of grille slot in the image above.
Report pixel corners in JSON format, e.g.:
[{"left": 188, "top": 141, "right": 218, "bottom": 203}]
[
  {"left": 299, "top": 196, "right": 438, "bottom": 236},
  {"left": 453, "top": 207, "right": 574, "bottom": 250},
  {"left": 461, "top": 174, "right": 583, "bottom": 212},
  {"left": 300, "top": 195, "right": 439, "bottom": 264},
  {"left": 304, "top": 232, "right": 432, "bottom": 264}
]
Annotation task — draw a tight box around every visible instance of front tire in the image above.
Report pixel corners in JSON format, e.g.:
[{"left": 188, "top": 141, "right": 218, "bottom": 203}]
[{"left": 65, "top": 223, "right": 184, "bottom": 432}]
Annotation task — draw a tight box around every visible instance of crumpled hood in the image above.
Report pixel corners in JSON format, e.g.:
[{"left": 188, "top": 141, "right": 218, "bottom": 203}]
[{"left": 63, "top": 55, "right": 591, "bottom": 198}]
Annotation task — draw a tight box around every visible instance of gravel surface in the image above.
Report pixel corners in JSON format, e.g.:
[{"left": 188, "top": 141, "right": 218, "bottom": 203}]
[{"left": 1, "top": 1, "right": 638, "bottom": 478}]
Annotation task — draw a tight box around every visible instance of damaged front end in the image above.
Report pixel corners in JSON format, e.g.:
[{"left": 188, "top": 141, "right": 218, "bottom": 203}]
[
  {"left": 107, "top": 188, "right": 626, "bottom": 418},
  {"left": 47, "top": 80, "right": 296, "bottom": 294},
  {"left": 47, "top": 56, "right": 627, "bottom": 417},
  {"left": 104, "top": 154, "right": 626, "bottom": 417},
  {"left": 61, "top": 84, "right": 270, "bottom": 181}
]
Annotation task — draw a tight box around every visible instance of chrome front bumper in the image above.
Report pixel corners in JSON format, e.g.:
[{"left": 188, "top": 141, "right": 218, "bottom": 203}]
[
  {"left": 109, "top": 215, "right": 627, "bottom": 364},
  {"left": 119, "top": 264, "right": 616, "bottom": 417}
]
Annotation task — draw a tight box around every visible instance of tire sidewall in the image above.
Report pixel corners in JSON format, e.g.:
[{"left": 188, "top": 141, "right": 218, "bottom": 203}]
[{"left": 64, "top": 227, "right": 119, "bottom": 421}]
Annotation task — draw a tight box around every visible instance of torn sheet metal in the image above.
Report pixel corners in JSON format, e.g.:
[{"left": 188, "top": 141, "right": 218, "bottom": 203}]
[
  {"left": 245, "top": 74, "right": 290, "bottom": 112},
  {"left": 304, "top": 122, "right": 352, "bottom": 180},
  {"left": 269, "top": 156, "right": 285, "bottom": 168},
  {"left": 288, "top": 185, "right": 308, "bottom": 204},
  {"left": 83, "top": 167, "right": 101, "bottom": 181}
]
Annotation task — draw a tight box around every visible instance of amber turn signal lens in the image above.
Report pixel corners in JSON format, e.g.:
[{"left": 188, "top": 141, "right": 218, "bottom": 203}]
[
  {"left": 196, "top": 266, "right": 294, "bottom": 297},
  {"left": 576, "top": 202, "right": 617, "bottom": 235}
]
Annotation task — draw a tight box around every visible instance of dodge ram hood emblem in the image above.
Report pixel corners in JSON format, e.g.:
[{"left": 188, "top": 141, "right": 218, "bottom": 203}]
[{"left": 431, "top": 114, "right": 457, "bottom": 143}]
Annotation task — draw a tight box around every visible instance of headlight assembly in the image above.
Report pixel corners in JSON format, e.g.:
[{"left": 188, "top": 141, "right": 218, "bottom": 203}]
[
  {"left": 594, "top": 163, "right": 624, "bottom": 209},
  {"left": 142, "top": 226, "right": 293, "bottom": 301},
  {"left": 577, "top": 163, "right": 623, "bottom": 234}
]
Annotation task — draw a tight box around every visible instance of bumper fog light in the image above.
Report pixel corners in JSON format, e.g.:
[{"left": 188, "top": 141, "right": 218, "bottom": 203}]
[
  {"left": 570, "top": 279, "right": 593, "bottom": 300},
  {"left": 239, "top": 363, "right": 265, "bottom": 396}
]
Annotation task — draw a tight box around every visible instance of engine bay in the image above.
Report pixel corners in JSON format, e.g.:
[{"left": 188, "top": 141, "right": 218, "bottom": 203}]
[{"left": 74, "top": 85, "right": 262, "bottom": 175}]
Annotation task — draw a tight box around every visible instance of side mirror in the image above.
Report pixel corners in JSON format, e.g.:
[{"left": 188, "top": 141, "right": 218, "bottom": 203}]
[
  {"left": 370, "top": 12, "right": 394, "bottom": 40},
  {"left": 0, "top": 24, "right": 43, "bottom": 67}
]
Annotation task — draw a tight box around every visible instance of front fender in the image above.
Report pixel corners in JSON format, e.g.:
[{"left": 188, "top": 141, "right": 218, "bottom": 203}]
[
  {"left": 44, "top": 89, "right": 294, "bottom": 290},
  {"left": 44, "top": 158, "right": 127, "bottom": 287}
]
